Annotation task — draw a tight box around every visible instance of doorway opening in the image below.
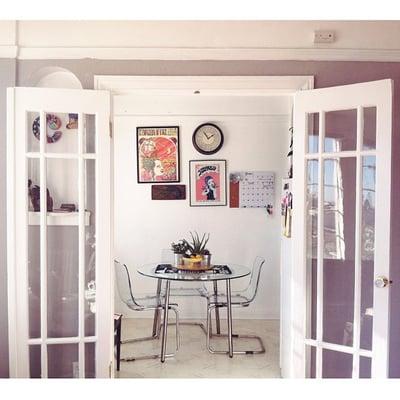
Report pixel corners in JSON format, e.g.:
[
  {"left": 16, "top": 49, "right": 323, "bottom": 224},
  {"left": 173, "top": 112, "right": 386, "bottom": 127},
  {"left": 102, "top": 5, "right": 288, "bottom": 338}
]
[{"left": 95, "top": 75, "right": 314, "bottom": 378}]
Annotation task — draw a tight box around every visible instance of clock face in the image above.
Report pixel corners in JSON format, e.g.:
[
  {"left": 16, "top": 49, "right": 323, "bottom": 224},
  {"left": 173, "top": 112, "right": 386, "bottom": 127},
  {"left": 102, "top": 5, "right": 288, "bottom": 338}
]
[{"left": 192, "top": 123, "right": 224, "bottom": 155}]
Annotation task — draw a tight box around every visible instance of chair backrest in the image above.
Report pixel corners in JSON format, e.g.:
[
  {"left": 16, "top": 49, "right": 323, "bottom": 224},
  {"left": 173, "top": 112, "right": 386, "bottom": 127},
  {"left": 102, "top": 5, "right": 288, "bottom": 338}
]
[
  {"left": 246, "top": 256, "right": 266, "bottom": 303},
  {"left": 114, "top": 260, "right": 139, "bottom": 307}
]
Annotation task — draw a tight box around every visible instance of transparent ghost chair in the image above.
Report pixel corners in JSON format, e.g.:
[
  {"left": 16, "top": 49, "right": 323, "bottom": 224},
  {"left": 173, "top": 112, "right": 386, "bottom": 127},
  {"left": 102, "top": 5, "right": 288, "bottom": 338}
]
[
  {"left": 114, "top": 260, "right": 180, "bottom": 361},
  {"left": 204, "top": 256, "right": 266, "bottom": 355},
  {"left": 152, "top": 249, "right": 209, "bottom": 335}
]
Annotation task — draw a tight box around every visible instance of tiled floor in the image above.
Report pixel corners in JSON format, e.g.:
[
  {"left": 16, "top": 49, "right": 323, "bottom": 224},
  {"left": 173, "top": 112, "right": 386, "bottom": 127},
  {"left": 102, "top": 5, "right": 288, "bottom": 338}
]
[{"left": 115, "top": 318, "right": 281, "bottom": 378}]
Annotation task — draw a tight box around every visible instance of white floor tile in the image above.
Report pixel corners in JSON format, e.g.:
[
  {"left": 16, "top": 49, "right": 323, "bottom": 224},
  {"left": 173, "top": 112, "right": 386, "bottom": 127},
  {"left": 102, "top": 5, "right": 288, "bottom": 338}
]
[{"left": 115, "top": 318, "right": 281, "bottom": 379}]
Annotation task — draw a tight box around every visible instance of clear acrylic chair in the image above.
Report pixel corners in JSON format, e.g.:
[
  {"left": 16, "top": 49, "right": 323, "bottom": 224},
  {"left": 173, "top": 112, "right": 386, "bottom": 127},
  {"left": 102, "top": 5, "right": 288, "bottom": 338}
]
[
  {"left": 155, "top": 249, "right": 209, "bottom": 334},
  {"left": 204, "top": 256, "right": 266, "bottom": 355},
  {"left": 114, "top": 260, "right": 180, "bottom": 361}
]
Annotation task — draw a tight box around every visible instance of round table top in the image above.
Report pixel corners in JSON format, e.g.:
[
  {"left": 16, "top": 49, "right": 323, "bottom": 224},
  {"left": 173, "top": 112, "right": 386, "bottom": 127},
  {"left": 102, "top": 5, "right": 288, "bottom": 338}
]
[{"left": 137, "top": 263, "right": 251, "bottom": 282}]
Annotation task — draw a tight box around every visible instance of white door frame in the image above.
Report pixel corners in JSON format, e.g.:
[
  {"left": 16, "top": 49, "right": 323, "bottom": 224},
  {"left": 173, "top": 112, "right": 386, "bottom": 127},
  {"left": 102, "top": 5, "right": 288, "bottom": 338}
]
[
  {"left": 94, "top": 75, "right": 314, "bottom": 96},
  {"left": 292, "top": 79, "right": 393, "bottom": 378}
]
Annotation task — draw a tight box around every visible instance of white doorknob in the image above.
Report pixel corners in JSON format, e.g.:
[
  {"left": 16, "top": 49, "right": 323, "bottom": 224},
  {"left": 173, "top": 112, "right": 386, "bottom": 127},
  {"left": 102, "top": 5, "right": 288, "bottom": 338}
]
[{"left": 374, "top": 276, "right": 392, "bottom": 288}]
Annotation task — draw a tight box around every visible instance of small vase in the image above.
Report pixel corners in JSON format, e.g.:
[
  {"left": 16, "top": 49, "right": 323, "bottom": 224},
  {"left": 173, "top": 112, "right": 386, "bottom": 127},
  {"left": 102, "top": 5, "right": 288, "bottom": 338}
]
[
  {"left": 202, "top": 254, "right": 211, "bottom": 267},
  {"left": 174, "top": 253, "right": 183, "bottom": 266}
]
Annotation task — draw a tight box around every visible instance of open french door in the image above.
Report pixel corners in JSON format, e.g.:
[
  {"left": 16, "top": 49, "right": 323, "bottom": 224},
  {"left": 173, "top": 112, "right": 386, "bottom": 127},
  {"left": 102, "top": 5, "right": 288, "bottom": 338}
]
[
  {"left": 7, "top": 87, "right": 113, "bottom": 378},
  {"left": 292, "top": 79, "right": 392, "bottom": 378}
]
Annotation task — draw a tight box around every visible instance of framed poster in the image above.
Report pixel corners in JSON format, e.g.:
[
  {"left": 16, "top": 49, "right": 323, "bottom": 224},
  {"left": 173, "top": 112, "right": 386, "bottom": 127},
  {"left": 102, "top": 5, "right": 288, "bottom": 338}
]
[
  {"left": 136, "top": 126, "right": 180, "bottom": 183},
  {"left": 189, "top": 159, "right": 227, "bottom": 207}
]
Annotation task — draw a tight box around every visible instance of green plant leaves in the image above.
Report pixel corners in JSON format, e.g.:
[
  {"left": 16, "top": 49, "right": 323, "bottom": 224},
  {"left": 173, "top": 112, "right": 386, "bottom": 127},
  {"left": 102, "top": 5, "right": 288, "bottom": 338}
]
[{"left": 172, "top": 231, "right": 210, "bottom": 256}]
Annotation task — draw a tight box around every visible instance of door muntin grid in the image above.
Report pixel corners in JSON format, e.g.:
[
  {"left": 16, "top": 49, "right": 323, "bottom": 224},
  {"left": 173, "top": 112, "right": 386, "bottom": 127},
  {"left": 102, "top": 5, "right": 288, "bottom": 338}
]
[
  {"left": 26, "top": 111, "right": 98, "bottom": 378},
  {"left": 304, "top": 106, "right": 377, "bottom": 378}
]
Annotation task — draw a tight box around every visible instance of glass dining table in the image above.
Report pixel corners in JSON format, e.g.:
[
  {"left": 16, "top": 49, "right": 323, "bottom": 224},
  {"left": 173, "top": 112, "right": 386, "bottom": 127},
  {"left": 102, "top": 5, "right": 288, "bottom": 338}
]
[{"left": 137, "top": 263, "right": 251, "bottom": 362}]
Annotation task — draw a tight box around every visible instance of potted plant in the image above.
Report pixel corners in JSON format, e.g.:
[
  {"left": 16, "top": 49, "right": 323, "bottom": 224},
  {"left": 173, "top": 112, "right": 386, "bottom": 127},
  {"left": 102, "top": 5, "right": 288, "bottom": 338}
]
[
  {"left": 171, "top": 240, "right": 189, "bottom": 266},
  {"left": 171, "top": 232, "right": 211, "bottom": 269}
]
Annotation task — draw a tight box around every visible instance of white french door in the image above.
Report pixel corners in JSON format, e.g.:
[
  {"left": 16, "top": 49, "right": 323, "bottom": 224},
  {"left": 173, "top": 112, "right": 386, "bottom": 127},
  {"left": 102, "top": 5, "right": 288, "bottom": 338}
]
[
  {"left": 7, "top": 87, "right": 113, "bottom": 378},
  {"left": 292, "top": 80, "right": 392, "bottom": 378}
]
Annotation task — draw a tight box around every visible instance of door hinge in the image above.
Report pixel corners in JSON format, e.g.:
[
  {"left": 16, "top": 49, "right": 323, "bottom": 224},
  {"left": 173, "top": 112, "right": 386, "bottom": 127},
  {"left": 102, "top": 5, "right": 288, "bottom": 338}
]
[
  {"left": 109, "top": 361, "right": 112, "bottom": 378},
  {"left": 109, "top": 121, "right": 113, "bottom": 139}
]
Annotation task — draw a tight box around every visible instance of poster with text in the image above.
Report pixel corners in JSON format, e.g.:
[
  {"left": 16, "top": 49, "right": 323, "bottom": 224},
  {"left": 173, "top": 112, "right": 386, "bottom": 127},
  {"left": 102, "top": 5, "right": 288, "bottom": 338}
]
[
  {"left": 136, "top": 126, "right": 180, "bottom": 183},
  {"left": 189, "top": 160, "right": 227, "bottom": 206}
]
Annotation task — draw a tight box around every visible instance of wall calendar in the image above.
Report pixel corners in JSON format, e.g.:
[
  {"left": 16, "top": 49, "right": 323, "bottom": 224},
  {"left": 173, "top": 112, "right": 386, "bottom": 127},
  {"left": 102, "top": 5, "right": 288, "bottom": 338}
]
[{"left": 229, "top": 171, "right": 275, "bottom": 212}]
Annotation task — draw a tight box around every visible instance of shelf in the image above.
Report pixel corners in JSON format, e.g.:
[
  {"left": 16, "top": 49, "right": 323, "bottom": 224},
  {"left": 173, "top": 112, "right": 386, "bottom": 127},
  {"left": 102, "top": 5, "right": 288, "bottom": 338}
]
[{"left": 28, "top": 211, "right": 91, "bottom": 226}]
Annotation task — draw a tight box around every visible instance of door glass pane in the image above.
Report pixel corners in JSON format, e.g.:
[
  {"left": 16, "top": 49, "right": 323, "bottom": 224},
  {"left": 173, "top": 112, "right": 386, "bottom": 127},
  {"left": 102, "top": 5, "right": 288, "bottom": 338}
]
[
  {"left": 47, "top": 225, "right": 79, "bottom": 338},
  {"left": 306, "top": 345, "right": 316, "bottom": 378},
  {"left": 27, "top": 111, "right": 40, "bottom": 152},
  {"left": 325, "top": 109, "right": 357, "bottom": 152},
  {"left": 360, "top": 356, "right": 372, "bottom": 378},
  {"left": 363, "top": 107, "right": 377, "bottom": 150},
  {"left": 322, "top": 349, "right": 353, "bottom": 378},
  {"left": 29, "top": 345, "right": 41, "bottom": 378},
  {"left": 84, "top": 114, "right": 96, "bottom": 153},
  {"left": 45, "top": 112, "right": 78, "bottom": 153},
  {"left": 28, "top": 158, "right": 41, "bottom": 338},
  {"left": 85, "top": 159, "right": 96, "bottom": 336},
  {"left": 306, "top": 160, "right": 318, "bottom": 340},
  {"left": 85, "top": 343, "right": 96, "bottom": 378},
  {"left": 360, "top": 156, "right": 376, "bottom": 351},
  {"left": 46, "top": 159, "right": 79, "bottom": 338},
  {"left": 323, "top": 158, "right": 356, "bottom": 346},
  {"left": 47, "top": 344, "right": 79, "bottom": 378},
  {"left": 307, "top": 113, "right": 319, "bottom": 153}
]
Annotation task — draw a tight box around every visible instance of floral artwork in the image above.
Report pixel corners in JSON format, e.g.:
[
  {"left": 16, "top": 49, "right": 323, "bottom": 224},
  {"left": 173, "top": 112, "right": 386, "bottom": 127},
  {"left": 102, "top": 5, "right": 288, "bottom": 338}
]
[
  {"left": 189, "top": 160, "right": 227, "bottom": 206},
  {"left": 136, "top": 126, "right": 180, "bottom": 183}
]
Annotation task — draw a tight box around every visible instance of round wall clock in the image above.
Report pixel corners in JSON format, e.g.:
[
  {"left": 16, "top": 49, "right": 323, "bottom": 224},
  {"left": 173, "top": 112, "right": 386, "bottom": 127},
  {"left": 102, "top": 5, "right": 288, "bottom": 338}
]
[{"left": 192, "top": 123, "right": 224, "bottom": 155}]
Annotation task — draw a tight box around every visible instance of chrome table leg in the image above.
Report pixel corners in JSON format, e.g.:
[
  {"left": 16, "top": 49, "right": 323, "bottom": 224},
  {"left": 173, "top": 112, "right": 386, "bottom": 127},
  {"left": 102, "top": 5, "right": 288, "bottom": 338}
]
[
  {"left": 152, "top": 279, "right": 162, "bottom": 338},
  {"left": 213, "top": 280, "right": 221, "bottom": 335},
  {"left": 160, "top": 280, "right": 171, "bottom": 363},
  {"left": 226, "top": 279, "right": 233, "bottom": 358}
]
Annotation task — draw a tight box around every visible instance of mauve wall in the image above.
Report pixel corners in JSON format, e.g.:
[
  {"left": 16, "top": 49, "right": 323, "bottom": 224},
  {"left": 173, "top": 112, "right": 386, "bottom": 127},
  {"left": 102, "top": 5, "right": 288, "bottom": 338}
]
[{"left": 0, "top": 59, "right": 399, "bottom": 377}]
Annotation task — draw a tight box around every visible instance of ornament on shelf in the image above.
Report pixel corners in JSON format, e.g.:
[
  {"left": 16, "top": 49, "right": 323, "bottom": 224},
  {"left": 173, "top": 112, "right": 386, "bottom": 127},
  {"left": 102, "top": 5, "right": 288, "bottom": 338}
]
[{"left": 28, "top": 179, "right": 53, "bottom": 212}]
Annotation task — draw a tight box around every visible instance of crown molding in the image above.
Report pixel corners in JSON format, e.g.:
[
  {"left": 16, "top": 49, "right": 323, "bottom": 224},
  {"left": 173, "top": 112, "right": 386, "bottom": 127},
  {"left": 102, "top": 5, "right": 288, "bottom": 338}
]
[{"left": 2, "top": 46, "right": 400, "bottom": 62}]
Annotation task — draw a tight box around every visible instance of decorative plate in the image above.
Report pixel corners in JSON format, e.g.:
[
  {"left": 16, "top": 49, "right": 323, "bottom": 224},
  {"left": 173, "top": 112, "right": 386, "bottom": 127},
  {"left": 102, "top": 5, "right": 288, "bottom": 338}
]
[
  {"left": 32, "top": 115, "right": 63, "bottom": 143},
  {"left": 46, "top": 114, "right": 62, "bottom": 130}
]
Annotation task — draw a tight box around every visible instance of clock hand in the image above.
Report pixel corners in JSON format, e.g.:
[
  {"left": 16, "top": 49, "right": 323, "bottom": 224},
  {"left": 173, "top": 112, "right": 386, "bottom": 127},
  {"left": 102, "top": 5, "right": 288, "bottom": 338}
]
[{"left": 203, "top": 132, "right": 211, "bottom": 140}]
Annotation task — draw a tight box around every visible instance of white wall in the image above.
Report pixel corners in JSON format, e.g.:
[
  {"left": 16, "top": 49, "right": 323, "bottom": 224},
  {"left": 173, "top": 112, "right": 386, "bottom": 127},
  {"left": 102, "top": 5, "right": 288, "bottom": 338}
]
[
  {"left": 113, "top": 94, "right": 291, "bottom": 319},
  {"left": 2, "top": 20, "right": 400, "bottom": 60},
  {"left": 9, "top": 20, "right": 400, "bottom": 49}
]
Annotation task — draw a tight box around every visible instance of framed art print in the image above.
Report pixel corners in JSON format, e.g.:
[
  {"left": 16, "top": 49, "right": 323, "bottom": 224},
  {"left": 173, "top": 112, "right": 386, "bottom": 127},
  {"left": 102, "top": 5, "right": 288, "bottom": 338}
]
[
  {"left": 136, "top": 126, "right": 180, "bottom": 183},
  {"left": 189, "top": 159, "right": 227, "bottom": 206}
]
